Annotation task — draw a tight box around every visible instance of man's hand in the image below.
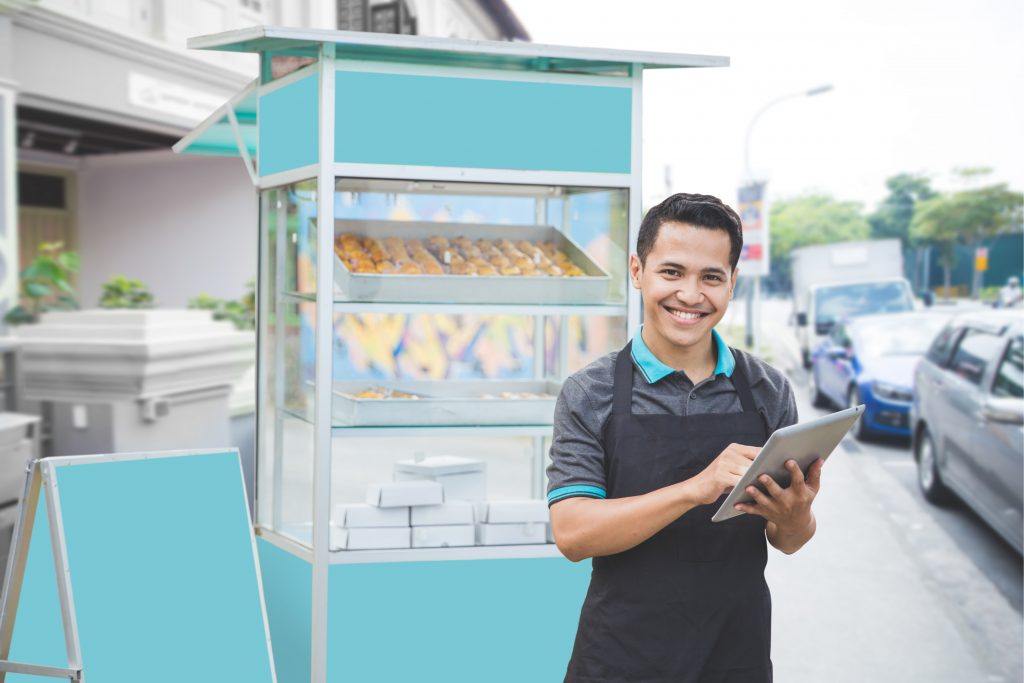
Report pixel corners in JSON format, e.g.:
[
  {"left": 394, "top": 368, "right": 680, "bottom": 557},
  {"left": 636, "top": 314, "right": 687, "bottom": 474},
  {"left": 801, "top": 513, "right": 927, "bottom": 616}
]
[
  {"left": 690, "top": 443, "right": 761, "bottom": 506},
  {"left": 735, "top": 458, "right": 823, "bottom": 554}
]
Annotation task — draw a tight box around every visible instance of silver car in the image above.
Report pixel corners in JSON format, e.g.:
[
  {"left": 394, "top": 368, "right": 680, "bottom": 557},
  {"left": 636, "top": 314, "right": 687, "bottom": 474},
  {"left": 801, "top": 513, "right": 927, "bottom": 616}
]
[{"left": 911, "top": 310, "right": 1024, "bottom": 554}]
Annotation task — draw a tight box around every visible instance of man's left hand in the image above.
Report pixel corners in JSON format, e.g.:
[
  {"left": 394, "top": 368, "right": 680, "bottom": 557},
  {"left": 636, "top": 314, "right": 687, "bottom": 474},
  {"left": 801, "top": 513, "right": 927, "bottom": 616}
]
[{"left": 734, "top": 458, "right": 823, "bottom": 553}]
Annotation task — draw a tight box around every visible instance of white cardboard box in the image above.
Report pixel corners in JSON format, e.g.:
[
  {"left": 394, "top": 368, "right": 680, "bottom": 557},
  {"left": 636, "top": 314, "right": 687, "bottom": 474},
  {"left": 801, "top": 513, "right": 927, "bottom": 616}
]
[
  {"left": 367, "top": 480, "right": 443, "bottom": 508},
  {"left": 394, "top": 455, "right": 486, "bottom": 502},
  {"left": 335, "top": 503, "right": 410, "bottom": 528},
  {"left": 480, "top": 500, "right": 549, "bottom": 524},
  {"left": 332, "top": 526, "right": 411, "bottom": 550},
  {"left": 411, "top": 501, "right": 476, "bottom": 526},
  {"left": 476, "top": 522, "right": 546, "bottom": 546},
  {"left": 411, "top": 524, "right": 475, "bottom": 548}
]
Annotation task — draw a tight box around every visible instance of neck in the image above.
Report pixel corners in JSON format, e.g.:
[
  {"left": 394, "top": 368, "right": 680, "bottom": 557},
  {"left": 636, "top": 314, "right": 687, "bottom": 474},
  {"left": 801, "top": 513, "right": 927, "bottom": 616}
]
[{"left": 641, "top": 326, "right": 717, "bottom": 380}]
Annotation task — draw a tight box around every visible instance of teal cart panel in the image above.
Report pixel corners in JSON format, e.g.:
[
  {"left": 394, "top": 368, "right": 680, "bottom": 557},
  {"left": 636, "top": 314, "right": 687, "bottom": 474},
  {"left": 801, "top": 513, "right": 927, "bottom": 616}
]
[
  {"left": 326, "top": 557, "right": 592, "bottom": 682},
  {"left": 258, "top": 538, "right": 313, "bottom": 683},
  {"left": 7, "top": 495, "right": 68, "bottom": 682},
  {"left": 334, "top": 71, "right": 632, "bottom": 174},
  {"left": 40, "top": 452, "right": 274, "bottom": 683},
  {"left": 260, "top": 74, "right": 320, "bottom": 176}
]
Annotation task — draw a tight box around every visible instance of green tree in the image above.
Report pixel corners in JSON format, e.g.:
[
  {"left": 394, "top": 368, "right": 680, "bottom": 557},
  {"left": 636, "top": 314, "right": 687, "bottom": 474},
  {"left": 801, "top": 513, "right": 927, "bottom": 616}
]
[
  {"left": 768, "top": 193, "right": 872, "bottom": 290},
  {"left": 869, "top": 173, "right": 936, "bottom": 247},
  {"left": 910, "top": 172, "right": 1023, "bottom": 299}
]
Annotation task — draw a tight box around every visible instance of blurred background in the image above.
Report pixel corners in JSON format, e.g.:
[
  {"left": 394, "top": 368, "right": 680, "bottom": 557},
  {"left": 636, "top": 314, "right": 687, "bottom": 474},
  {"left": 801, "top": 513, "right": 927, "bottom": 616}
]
[{"left": 0, "top": 1, "right": 1020, "bottom": 681}]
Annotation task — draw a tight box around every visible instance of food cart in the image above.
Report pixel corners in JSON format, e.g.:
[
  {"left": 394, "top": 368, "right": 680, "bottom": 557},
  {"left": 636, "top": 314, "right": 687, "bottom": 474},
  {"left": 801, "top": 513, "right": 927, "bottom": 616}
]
[{"left": 176, "top": 26, "right": 727, "bottom": 683}]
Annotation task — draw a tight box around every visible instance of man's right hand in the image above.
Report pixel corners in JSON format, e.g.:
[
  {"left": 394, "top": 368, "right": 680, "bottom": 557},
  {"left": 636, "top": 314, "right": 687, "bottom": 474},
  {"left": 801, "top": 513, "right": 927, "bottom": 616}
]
[{"left": 689, "top": 443, "right": 761, "bottom": 505}]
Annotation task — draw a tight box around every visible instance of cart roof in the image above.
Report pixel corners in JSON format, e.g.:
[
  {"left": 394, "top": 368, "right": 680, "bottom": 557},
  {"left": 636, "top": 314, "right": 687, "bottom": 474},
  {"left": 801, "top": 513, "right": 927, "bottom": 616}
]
[{"left": 188, "top": 26, "right": 728, "bottom": 75}]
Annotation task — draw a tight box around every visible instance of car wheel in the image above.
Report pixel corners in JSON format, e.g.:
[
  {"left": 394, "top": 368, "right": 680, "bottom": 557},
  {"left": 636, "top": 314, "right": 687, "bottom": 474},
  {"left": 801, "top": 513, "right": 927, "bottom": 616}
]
[
  {"left": 916, "top": 427, "right": 953, "bottom": 505},
  {"left": 848, "top": 385, "right": 869, "bottom": 441},
  {"left": 809, "top": 367, "right": 829, "bottom": 408}
]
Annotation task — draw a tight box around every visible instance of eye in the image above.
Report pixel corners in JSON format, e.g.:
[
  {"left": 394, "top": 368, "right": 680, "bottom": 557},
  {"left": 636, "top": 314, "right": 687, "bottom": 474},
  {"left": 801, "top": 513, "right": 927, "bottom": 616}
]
[
  {"left": 704, "top": 274, "right": 723, "bottom": 282},
  {"left": 660, "top": 268, "right": 681, "bottom": 278}
]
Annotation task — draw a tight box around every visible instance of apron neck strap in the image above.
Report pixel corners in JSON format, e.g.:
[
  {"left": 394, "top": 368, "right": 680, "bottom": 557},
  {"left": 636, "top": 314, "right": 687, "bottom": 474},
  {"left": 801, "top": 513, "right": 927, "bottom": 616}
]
[
  {"left": 728, "top": 350, "right": 758, "bottom": 413},
  {"left": 612, "top": 341, "right": 634, "bottom": 415}
]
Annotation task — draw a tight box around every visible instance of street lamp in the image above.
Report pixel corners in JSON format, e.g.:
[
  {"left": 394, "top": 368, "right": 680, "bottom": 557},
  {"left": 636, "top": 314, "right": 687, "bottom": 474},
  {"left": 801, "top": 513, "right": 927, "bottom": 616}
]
[{"left": 741, "top": 83, "right": 833, "bottom": 349}]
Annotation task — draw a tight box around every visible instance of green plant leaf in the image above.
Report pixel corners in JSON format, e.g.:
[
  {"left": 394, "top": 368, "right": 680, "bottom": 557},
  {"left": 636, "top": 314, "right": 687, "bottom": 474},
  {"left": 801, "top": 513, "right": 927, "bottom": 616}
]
[
  {"left": 58, "top": 252, "right": 81, "bottom": 272},
  {"left": 3, "top": 305, "right": 35, "bottom": 325},
  {"left": 25, "top": 282, "right": 52, "bottom": 298}
]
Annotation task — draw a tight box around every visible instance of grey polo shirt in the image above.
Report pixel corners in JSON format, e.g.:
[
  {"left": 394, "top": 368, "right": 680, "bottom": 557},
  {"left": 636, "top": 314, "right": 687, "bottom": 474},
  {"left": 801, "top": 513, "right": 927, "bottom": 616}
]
[{"left": 546, "top": 327, "right": 799, "bottom": 505}]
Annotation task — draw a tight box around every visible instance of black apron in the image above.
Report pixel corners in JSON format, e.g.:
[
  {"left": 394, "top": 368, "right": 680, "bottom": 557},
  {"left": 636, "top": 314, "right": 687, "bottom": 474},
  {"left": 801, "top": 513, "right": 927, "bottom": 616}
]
[{"left": 565, "top": 342, "right": 772, "bottom": 683}]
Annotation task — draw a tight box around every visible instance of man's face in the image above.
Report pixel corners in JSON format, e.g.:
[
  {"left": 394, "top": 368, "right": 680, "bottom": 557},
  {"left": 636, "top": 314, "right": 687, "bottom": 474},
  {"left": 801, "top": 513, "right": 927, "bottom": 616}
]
[{"left": 629, "top": 221, "right": 737, "bottom": 352}]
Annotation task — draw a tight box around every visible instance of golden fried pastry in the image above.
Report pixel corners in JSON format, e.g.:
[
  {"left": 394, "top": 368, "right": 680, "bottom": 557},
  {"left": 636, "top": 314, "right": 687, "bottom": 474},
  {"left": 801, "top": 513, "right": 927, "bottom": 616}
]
[
  {"left": 399, "top": 262, "right": 423, "bottom": 275},
  {"left": 513, "top": 256, "right": 534, "bottom": 270},
  {"left": 500, "top": 265, "right": 522, "bottom": 276},
  {"left": 544, "top": 264, "right": 564, "bottom": 276},
  {"left": 489, "top": 255, "right": 511, "bottom": 268},
  {"left": 477, "top": 265, "right": 498, "bottom": 276},
  {"left": 354, "top": 262, "right": 377, "bottom": 274},
  {"left": 376, "top": 261, "right": 398, "bottom": 274},
  {"left": 450, "top": 262, "right": 477, "bottom": 275}
]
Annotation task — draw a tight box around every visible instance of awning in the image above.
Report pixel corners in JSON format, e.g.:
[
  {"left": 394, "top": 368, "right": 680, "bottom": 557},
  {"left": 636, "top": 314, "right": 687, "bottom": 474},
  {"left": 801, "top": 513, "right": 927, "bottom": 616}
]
[{"left": 173, "top": 80, "right": 258, "bottom": 183}]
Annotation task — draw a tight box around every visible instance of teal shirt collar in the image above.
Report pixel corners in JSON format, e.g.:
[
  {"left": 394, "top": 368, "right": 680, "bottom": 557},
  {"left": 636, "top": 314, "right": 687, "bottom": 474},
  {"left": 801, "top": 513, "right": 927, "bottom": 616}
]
[{"left": 631, "top": 326, "right": 736, "bottom": 384}]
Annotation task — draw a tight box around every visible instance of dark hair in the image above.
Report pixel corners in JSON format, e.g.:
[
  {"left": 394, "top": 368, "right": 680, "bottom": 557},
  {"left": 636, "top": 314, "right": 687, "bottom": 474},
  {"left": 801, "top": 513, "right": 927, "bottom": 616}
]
[{"left": 636, "top": 193, "right": 743, "bottom": 270}]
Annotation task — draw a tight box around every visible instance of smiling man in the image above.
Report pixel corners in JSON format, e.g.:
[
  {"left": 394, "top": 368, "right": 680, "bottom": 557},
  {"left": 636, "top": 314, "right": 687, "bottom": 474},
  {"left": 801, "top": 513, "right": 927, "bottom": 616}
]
[{"left": 548, "top": 193, "right": 823, "bottom": 683}]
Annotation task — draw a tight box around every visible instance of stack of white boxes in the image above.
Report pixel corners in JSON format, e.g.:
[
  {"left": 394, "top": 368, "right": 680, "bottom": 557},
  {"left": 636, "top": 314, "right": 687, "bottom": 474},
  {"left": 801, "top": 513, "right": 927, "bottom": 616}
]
[
  {"left": 332, "top": 455, "right": 554, "bottom": 549},
  {"left": 332, "top": 480, "right": 443, "bottom": 550},
  {"left": 476, "top": 500, "right": 550, "bottom": 545},
  {"left": 396, "top": 455, "right": 484, "bottom": 548}
]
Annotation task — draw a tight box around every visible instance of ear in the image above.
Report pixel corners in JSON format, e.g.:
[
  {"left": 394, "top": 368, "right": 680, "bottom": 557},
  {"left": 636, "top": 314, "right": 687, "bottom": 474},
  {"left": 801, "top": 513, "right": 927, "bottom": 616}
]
[
  {"left": 629, "top": 254, "right": 643, "bottom": 289},
  {"left": 729, "top": 266, "right": 741, "bottom": 299}
]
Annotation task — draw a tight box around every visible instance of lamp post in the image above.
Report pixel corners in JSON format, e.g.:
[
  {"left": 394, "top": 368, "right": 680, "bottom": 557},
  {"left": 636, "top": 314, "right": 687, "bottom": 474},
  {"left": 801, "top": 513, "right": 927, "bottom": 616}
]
[{"left": 741, "top": 84, "right": 833, "bottom": 350}]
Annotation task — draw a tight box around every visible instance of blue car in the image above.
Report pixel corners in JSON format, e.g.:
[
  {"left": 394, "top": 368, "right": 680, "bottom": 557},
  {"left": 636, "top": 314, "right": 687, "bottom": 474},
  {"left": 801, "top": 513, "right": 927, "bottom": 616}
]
[{"left": 809, "top": 312, "right": 952, "bottom": 439}]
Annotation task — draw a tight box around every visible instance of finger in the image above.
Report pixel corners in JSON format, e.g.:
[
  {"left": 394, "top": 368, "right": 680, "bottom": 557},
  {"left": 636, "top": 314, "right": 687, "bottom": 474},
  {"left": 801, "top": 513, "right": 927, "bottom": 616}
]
[
  {"left": 806, "top": 459, "right": 824, "bottom": 492},
  {"left": 746, "top": 485, "right": 776, "bottom": 509},
  {"left": 787, "top": 460, "right": 807, "bottom": 490},
  {"left": 734, "top": 503, "right": 769, "bottom": 519},
  {"left": 758, "top": 474, "right": 786, "bottom": 498}
]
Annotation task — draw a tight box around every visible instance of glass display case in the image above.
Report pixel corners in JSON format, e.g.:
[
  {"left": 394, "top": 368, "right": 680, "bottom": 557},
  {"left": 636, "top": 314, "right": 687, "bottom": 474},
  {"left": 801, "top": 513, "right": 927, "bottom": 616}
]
[
  {"left": 258, "top": 177, "right": 631, "bottom": 558},
  {"left": 175, "top": 25, "right": 725, "bottom": 683}
]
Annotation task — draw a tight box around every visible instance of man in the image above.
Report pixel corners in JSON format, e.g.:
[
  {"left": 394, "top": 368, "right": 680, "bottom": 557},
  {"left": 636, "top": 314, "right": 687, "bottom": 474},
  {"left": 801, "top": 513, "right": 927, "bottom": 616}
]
[
  {"left": 998, "top": 276, "right": 1022, "bottom": 308},
  {"left": 547, "top": 193, "right": 823, "bottom": 683}
]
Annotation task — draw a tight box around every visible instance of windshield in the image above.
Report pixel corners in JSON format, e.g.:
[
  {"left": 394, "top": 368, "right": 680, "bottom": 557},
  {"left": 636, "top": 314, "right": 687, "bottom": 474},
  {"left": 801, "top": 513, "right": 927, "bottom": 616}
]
[
  {"left": 814, "top": 282, "right": 913, "bottom": 325},
  {"left": 852, "top": 316, "right": 949, "bottom": 357}
]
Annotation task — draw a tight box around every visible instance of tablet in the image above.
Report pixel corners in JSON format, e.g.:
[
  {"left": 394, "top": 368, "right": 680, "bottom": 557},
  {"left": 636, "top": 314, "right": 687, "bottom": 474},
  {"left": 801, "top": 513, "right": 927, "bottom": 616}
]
[{"left": 711, "top": 404, "right": 864, "bottom": 523}]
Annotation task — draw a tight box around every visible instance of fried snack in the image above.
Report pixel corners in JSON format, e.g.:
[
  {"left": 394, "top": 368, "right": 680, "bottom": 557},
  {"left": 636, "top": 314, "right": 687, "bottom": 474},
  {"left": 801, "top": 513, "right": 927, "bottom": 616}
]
[
  {"left": 500, "top": 265, "right": 522, "bottom": 276},
  {"left": 399, "top": 262, "right": 423, "bottom": 275},
  {"left": 450, "top": 262, "right": 477, "bottom": 275},
  {"left": 376, "top": 261, "right": 398, "bottom": 274},
  {"left": 543, "top": 264, "right": 564, "bottom": 276},
  {"left": 489, "top": 255, "right": 511, "bottom": 268},
  {"left": 353, "top": 261, "right": 377, "bottom": 274},
  {"left": 477, "top": 264, "right": 498, "bottom": 276},
  {"left": 512, "top": 256, "right": 535, "bottom": 270}
]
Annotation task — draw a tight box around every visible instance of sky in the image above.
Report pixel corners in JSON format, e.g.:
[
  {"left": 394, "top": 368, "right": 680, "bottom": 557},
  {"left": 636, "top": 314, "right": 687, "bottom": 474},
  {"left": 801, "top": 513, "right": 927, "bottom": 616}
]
[{"left": 508, "top": 0, "right": 1024, "bottom": 213}]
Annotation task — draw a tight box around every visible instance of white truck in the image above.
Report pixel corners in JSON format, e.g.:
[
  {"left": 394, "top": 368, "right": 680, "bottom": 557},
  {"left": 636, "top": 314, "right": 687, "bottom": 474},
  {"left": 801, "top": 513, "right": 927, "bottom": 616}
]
[{"left": 792, "top": 239, "right": 915, "bottom": 367}]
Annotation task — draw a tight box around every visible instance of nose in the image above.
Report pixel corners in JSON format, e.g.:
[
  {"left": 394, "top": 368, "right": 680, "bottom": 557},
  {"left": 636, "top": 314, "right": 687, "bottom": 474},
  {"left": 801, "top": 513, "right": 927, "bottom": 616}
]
[{"left": 673, "top": 277, "right": 704, "bottom": 306}]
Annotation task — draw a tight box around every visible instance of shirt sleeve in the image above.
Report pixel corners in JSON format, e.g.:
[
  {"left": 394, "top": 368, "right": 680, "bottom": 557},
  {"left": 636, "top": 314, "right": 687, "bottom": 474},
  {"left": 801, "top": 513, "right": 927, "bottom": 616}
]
[
  {"left": 546, "top": 376, "right": 608, "bottom": 506},
  {"left": 775, "top": 375, "right": 799, "bottom": 431}
]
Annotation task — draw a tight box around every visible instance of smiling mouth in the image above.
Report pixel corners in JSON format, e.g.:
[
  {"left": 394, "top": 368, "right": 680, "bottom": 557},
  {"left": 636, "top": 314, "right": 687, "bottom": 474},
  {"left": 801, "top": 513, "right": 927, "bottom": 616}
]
[{"left": 663, "top": 306, "right": 710, "bottom": 322}]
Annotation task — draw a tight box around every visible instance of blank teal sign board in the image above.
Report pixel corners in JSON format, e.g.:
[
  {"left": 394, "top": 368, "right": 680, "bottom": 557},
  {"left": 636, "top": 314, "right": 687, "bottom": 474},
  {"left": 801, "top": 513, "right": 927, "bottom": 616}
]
[
  {"left": 334, "top": 70, "right": 633, "bottom": 173},
  {"left": 6, "top": 451, "right": 276, "bottom": 683}
]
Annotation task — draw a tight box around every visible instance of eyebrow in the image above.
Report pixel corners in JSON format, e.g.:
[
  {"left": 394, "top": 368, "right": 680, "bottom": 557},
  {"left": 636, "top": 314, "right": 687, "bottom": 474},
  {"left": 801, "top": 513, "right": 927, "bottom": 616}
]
[{"left": 656, "top": 261, "right": 729, "bottom": 277}]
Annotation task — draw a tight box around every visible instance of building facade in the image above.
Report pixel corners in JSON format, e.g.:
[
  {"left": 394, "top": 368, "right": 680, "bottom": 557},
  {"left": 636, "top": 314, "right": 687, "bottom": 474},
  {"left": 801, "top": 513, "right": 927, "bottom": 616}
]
[{"left": 0, "top": 0, "right": 528, "bottom": 316}]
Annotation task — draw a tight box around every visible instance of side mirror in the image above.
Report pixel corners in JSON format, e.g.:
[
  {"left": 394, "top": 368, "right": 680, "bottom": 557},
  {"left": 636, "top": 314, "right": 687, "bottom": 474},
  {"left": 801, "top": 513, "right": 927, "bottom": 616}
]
[
  {"left": 796, "top": 312, "right": 808, "bottom": 327},
  {"left": 982, "top": 398, "right": 1024, "bottom": 425}
]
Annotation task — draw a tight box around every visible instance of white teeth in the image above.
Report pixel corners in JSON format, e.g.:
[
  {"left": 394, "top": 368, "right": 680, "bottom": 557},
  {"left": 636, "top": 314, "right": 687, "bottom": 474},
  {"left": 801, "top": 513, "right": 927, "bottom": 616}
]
[{"left": 667, "top": 308, "right": 704, "bottom": 320}]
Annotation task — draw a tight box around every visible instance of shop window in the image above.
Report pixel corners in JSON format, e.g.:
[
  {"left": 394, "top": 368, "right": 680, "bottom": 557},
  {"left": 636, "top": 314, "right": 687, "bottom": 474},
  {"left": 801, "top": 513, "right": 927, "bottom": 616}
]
[{"left": 18, "top": 172, "right": 66, "bottom": 209}]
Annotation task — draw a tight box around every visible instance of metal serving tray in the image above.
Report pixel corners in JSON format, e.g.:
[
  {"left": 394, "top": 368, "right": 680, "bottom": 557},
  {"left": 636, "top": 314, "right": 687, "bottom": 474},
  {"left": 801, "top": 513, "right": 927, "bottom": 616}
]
[
  {"left": 332, "top": 380, "right": 562, "bottom": 426},
  {"left": 329, "top": 218, "right": 611, "bottom": 305}
]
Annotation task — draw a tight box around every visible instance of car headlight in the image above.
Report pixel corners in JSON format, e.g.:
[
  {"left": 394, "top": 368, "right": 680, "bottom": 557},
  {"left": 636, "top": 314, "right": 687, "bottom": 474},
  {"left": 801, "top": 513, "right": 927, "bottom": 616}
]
[{"left": 871, "top": 381, "right": 913, "bottom": 403}]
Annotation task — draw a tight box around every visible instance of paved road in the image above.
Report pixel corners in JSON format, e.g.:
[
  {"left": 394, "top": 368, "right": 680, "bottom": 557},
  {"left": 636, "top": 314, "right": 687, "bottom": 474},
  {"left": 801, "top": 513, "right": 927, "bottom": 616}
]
[{"left": 733, "top": 298, "right": 1023, "bottom": 682}]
